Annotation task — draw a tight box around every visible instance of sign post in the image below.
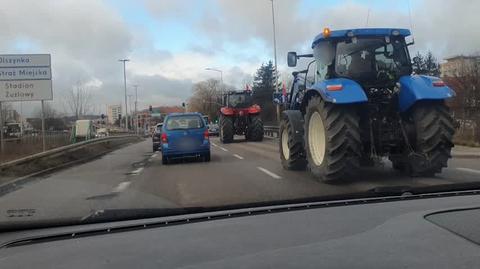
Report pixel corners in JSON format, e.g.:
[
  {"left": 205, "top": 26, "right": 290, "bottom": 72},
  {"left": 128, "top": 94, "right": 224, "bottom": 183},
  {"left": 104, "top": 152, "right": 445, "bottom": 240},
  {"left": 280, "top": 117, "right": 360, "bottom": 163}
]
[
  {"left": 0, "top": 101, "right": 3, "bottom": 154},
  {"left": 0, "top": 54, "right": 52, "bottom": 152},
  {"left": 41, "top": 100, "right": 46, "bottom": 151}
]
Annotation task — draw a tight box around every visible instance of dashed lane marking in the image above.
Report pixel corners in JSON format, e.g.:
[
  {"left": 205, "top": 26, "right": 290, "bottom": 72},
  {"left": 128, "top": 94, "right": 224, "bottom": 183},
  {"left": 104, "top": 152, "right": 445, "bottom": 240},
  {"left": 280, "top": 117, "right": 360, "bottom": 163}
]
[
  {"left": 112, "top": 181, "right": 131, "bottom": 193},
  {"left": 131, "top": 167, "right": 144, "bottom": 175},
  {"left": 233, "top": 154, "right": 244, "bottom": 160},
  {"left": 257, "top": 167, "right": 282, "bottom": 179},
  {"left": 219, "top": 146, "right": 228, "bottom": 152},
  {"left": 152, "top": 153, "right": 158, "bottom": 158},
  {"left": 456, "top": 167, "right": 480, "bottom": 174}
]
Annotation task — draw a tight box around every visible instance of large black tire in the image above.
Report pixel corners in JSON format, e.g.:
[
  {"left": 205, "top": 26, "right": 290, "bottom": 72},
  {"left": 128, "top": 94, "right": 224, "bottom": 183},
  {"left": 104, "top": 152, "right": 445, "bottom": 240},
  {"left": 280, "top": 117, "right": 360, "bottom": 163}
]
[
  {"left": 220, "top": 115, "right": 234, "bottom": 143},
  {"left": 408, "top": 102, "right": 455, "bottom": 176},
  {"left": 247, "top": 115, "right": 264, "bottom": 141},
  {"left": 279, "top": 112, "right": 307, "bottom": 170},
  {"left": 304, "top": 96, "right": 362, "bottom": 182}
]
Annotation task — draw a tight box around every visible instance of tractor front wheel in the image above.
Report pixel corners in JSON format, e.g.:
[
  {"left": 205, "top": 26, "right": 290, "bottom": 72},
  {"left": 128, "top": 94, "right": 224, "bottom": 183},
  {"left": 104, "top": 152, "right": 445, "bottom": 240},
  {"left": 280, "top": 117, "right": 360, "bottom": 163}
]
[
  {"left": 247, "top": 115, "right": 264, "bottom": 141},
  {"left": 304, "top": 96, "right": 362, "bottom": 182},
  {"left": 220, "top": 115, "right": 234, "bottom": 143},
  {"left": 280, "top": 112, "right": 307, "bottom": 170}
]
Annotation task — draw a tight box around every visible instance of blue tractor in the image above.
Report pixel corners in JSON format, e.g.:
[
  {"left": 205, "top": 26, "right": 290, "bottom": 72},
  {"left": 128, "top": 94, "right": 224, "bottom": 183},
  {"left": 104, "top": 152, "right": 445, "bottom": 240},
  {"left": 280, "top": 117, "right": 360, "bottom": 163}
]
[{"left": 280, "top": 28, "right": 455, "bottom": 182}]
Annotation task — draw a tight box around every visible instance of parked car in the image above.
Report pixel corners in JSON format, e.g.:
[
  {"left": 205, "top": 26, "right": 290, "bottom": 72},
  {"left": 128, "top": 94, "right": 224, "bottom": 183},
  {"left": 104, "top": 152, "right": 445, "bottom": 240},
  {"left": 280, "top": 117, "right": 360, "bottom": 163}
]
[
  {"left": 152, "top": 123, "right": 163, "bottom": 152},
  {"left": 208, "top": 123, "right": 219, "bottom": 136},
  {"left": 161, "top": 113, "right": 210, "bottom": 164}
]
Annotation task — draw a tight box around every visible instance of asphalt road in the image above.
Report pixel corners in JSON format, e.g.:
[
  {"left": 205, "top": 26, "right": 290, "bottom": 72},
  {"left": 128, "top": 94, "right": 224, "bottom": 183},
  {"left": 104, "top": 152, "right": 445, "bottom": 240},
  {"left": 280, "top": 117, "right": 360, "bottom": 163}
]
[{"left": 1, "top": 137, "right": 480, "bottom": 225}]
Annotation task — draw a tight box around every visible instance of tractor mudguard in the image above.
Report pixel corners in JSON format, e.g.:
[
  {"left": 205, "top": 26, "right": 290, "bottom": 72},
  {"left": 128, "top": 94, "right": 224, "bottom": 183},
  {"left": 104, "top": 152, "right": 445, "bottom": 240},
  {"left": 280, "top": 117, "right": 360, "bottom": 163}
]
[
  {"left": 398, "top": 75, "right": 455, "bottom": 112},
  {"left": 282, "top": 110, "right": 305, "bottom": 143},
  {"left": 308, "top": 78, "right": 368, "bottom": 104},
  {"left": 220, "top": 107, "right": 235, "bottom": 116}
]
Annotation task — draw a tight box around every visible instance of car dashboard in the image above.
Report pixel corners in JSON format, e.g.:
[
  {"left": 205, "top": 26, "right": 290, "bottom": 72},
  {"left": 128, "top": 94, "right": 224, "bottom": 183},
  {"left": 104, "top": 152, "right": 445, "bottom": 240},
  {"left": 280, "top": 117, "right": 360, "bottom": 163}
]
[{"left": 1, "top": 193, "right": 480, "bottom": 268}]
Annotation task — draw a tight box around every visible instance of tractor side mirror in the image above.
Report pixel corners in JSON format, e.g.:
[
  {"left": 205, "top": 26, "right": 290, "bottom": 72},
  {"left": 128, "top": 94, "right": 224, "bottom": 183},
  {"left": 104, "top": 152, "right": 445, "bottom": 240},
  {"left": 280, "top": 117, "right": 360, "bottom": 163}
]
[{"left": 287, "top": 51, "right": 297, "bottom": 67}]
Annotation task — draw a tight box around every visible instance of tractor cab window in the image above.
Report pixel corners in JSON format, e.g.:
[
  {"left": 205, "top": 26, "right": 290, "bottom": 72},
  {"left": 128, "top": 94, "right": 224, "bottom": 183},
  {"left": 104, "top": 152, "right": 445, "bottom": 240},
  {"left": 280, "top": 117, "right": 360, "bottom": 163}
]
[
  {"left": 334, "top": 37, "right": 411, "bottom": 85},
  {"left": 313, "top": 41, "right": 335, "bottom": 82},
  {"left": 228, "top": 93, "right": 251, "bottom": 108}
]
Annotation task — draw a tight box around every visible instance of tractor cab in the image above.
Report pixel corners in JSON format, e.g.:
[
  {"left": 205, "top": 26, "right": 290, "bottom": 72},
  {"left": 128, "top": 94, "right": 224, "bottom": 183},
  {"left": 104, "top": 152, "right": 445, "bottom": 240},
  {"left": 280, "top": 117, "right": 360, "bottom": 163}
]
[
  {"left": 224, "top": 91, "right": 253, "bottom": 108},
  {"left": 288, "top": 28, "right": 413, "bottom": 90}
]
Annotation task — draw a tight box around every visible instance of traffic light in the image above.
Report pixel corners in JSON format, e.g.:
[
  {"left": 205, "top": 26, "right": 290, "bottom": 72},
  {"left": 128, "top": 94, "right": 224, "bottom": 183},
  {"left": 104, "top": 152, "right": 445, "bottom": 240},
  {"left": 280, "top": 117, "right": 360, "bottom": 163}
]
[
  {"left": 149, "top": 105, "right": 153, "bottom": 112},
  {"left": 101, "top": 114, "right": 105, "bottom": 119},
  {"left": 182, "top": 102, "right": 185, "bottom": 107}
]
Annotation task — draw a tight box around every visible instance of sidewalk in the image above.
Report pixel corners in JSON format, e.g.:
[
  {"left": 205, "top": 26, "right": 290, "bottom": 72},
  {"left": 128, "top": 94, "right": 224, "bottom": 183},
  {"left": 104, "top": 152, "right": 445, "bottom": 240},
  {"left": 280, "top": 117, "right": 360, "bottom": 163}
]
[{"left": 452, "top": 145, "right": 480, "bottom": 158}]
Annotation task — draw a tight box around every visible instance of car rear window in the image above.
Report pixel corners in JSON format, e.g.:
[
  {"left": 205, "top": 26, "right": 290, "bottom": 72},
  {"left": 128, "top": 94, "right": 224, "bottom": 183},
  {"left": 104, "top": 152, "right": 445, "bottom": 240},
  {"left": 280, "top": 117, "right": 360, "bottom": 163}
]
[{"left": 165, "top": 115, "right": 204, "bottom": 130}]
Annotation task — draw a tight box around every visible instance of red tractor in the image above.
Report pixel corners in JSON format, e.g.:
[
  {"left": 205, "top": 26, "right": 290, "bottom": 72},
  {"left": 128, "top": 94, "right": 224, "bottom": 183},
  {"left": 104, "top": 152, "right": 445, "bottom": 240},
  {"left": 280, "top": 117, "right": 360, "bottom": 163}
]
[{"left": 219, "top": 91, "right": 264, "bottom": 143}]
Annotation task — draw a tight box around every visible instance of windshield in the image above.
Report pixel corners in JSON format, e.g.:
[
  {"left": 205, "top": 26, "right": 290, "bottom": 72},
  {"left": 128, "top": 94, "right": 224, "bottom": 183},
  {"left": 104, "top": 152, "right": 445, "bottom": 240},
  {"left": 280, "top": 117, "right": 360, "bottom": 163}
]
[
  {"left": 335, "top": 37, "right": 411, "bottom": 83},
  {"left": 0, "top": 1, "right": 478, "bottom": 233},
  {"left": 165, "top": 115, "right": 204, "bottom": 130}
]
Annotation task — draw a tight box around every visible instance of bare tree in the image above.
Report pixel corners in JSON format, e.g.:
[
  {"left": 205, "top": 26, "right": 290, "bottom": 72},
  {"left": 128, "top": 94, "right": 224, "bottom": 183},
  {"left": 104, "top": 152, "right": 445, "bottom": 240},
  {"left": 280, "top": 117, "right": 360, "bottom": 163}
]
[
  {"left": 445, "top": 56, "right": 480, "bottom": 142},
  {"left": 1, "top": 103, "right": 13, "bottom": 124},
  {"left": 188, "top": 79, "right": 223, "bottom": 121},
  {"left": 34, "top": 101, "right": 57, "bottom": 119},
  {"left": 63, "top": 82, "right": 93, "bottom": 119}
]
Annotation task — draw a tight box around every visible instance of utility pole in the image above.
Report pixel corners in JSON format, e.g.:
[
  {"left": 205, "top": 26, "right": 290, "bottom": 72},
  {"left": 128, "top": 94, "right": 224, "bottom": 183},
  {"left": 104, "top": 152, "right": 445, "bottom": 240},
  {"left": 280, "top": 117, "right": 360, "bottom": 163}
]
[
  {"left": 119, "top": 59, "right": 130, "bottom": 131},
  {"left": 128, "top": 94, "right": 134, "bottom": 130},
  {"left": 270, "top": 0, "right": 280, "bottom": 122},
  {"left": 133, "top": 84, "right": 139, "bottom": 135}
]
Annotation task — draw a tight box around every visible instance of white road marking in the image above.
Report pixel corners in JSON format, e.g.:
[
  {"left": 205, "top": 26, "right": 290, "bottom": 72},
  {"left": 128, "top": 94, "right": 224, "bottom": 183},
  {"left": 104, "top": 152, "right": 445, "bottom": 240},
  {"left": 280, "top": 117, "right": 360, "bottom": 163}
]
[
  {"left": 233, "top": 154, "right": 244, "bottom": 160},
  {"left": 456, "top": 167, "right": 480, "bottom": 174},
  {"left": 219, "top": 147, "right": 228, "bottom": 152},
  {"left": 112, "top": 181, "right": 131, "bottom": 193},
  {"left": 152, "top": 153, "right": 158, "bottom": 158},
  {"left": 211, "top": 142, "right": 218, "bottom": 147},
  {"left": 131, "top": 167, "right": 144, "bottom": 175},
  {"left": 257, "top": 166, "right": 282, "bottom": 179}
]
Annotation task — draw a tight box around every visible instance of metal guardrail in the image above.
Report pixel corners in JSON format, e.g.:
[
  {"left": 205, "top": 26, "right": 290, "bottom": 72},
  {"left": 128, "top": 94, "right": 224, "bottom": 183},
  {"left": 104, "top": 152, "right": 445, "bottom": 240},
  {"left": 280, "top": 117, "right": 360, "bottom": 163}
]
[
  {"left": 264, "top": 125, "right": 279, "bottom": 138},
  {"left": 0, "top": 135, "right": 138, "bottom": 169}
]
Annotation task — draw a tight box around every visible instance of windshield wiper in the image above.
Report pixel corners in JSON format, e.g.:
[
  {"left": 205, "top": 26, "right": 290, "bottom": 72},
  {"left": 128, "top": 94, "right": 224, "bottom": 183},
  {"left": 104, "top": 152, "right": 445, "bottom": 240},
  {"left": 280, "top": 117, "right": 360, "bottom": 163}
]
[{"left": 368, "top": 182, "right": 480, "bottom": 197}]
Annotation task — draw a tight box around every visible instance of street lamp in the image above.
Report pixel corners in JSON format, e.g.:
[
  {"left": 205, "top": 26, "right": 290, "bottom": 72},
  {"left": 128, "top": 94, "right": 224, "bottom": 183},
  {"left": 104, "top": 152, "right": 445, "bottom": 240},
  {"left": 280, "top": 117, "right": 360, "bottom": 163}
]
[
  {"left": 270, "top": 0, "right": 280, "bottom": 122},
  {"left": 132, "top": 84, "right": 139, "bottom": 135},
  {"left": 119, "top": 59, "right": 130, "bottom": 130},
  {"left": 205, "top": 67, "right": 224, "bottom": 105}
]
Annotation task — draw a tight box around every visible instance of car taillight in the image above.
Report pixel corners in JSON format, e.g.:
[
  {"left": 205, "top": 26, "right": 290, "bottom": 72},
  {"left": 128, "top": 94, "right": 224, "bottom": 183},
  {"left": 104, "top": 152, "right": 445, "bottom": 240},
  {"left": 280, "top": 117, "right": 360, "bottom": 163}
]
[
  {"left": 161, "top": 133, "right": 168, "bottom": 143},
  {"left": 204, "top": 129, "right": 209, "bottom": 140}
]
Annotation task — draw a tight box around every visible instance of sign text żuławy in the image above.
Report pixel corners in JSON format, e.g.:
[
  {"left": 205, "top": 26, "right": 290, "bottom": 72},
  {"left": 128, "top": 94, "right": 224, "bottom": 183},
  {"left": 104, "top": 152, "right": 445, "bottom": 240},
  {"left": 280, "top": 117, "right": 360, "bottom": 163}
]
[{"left": 0, "top": 54, "right": 52, "bottom": 102}]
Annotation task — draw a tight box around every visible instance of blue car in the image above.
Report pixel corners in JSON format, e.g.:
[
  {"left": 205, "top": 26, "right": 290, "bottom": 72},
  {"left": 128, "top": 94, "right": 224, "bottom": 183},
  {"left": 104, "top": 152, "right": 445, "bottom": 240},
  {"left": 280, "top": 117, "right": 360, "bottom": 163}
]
[{"left": 161, "top": 113, "right": 211, "bottom": 164}]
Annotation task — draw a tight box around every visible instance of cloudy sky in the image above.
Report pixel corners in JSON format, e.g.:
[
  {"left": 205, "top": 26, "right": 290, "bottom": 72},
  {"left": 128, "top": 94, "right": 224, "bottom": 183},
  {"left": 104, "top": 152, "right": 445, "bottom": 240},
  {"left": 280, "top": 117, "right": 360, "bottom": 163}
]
[{"left": 2, "top": 0, "right": 479, "bottom": 116}]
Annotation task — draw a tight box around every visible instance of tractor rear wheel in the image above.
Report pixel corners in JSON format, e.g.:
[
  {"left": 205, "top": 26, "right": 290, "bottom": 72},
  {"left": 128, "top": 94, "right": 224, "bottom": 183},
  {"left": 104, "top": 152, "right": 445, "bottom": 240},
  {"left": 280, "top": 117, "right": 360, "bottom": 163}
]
[
  {"left": 408, "top": 102, "right": 455, "bottom": 176},
  {"left": 220, "top": 115, "right": 234, "bottom": 143},
  {"left": 304, "top": 96, "right": 362, "bottom": 182},
  {"left": 280, "top": 112, "right": 307, "bottom": 170},
  {"left": 247, "top": 115, "right": 263, "bottom": 141}
]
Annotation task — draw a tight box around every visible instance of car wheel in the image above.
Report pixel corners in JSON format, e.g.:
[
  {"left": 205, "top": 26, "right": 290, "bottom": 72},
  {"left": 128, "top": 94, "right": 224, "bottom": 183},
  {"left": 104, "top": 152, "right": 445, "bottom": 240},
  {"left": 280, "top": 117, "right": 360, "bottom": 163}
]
[
  {"left": 204, "top": 152, "right": 211, "bottom": 162},
  {"left": 162, "top": 155, "right": 169, "bottom": 165}
]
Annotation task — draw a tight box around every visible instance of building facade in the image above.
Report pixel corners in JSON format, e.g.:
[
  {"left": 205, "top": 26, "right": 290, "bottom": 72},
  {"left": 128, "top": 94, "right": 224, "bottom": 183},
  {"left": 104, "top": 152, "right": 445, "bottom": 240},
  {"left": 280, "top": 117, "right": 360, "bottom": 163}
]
[
  {"left": 440, "top": 55, "right": 480, "bottom": 78},
  {"left": 107, "top": 105, "right": 122, "bottom": 124}
]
